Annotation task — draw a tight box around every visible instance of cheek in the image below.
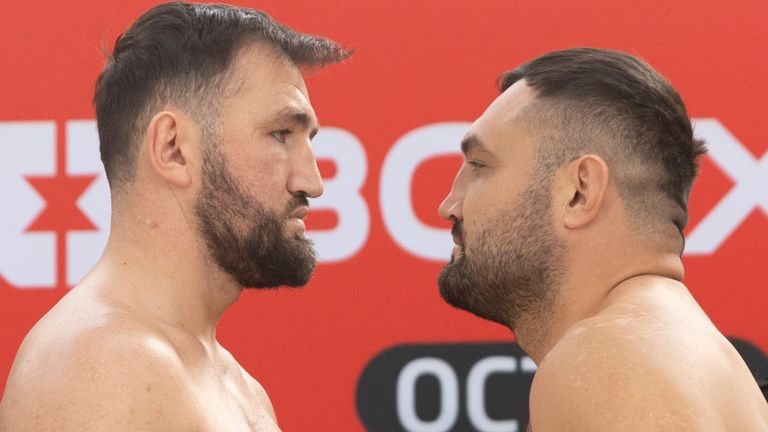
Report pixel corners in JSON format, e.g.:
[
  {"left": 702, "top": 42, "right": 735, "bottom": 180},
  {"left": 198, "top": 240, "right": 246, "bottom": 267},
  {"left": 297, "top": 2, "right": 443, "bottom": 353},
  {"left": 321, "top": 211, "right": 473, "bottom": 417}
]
[
  {"left": 242, "top": 167, "right": 286, "bottom": 197},
  {"left": 461, "top": 196, "right": 498, "bottom": 245},
  {"left": 228, "top": 145, "right": 287, "bottom": 182},
  {"left": 226, "top": 154, "right": 289, "bottom": 205},
  {"left": 464, "top": 183, "right": 505, "bottom": 220}
]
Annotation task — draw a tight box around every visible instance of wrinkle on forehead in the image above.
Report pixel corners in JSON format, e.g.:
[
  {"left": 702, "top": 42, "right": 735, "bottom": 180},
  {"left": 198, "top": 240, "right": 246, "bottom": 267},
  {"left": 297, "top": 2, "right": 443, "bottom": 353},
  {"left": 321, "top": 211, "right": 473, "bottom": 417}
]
[
  {"left": 466, "top": 80, "right": 538, "bottom": 154},
  {"left": 224, "top": 42, "right": 307, "bottom": 101}
]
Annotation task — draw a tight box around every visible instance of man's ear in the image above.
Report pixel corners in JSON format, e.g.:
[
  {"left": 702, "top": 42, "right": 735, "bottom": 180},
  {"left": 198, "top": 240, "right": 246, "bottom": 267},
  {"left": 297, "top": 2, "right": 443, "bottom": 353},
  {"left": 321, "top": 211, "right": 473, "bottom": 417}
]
[
  {"left": 559, "top": 154, "right": 610, "bottom": 229},
  {"left": 145, "top": 111, "right": 192, "bottom": 188}
]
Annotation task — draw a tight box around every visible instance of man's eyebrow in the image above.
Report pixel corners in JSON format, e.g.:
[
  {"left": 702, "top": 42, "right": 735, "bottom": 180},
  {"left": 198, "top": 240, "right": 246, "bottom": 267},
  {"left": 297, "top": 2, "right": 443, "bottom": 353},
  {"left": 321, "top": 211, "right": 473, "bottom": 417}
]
[
  {"left": 461, "top": 134, "right": 488, "bottom": 156},
  {"left": 273, "top": 107, "right": 320, "bottom": 138}
]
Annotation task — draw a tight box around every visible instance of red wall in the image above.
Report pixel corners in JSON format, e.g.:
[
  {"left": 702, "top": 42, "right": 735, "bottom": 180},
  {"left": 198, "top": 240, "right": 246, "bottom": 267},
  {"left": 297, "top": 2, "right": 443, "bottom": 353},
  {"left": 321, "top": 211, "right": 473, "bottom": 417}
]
[{"left": 1, "top": 1, "right": 766, "bottom": 430}]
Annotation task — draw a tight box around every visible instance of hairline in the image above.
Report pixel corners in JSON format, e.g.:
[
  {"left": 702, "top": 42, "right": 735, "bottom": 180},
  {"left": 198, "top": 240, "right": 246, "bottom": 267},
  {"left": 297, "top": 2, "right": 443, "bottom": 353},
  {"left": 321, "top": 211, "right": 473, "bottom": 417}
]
[
  {"left": 97, "top": 3, "right": 352, "bottom": 190},
  {"left": 508, "top": 82, "right": 687, "bottom": 249},
  {"left": 111, "top": 40, "right": 320, "bottom": 192}
]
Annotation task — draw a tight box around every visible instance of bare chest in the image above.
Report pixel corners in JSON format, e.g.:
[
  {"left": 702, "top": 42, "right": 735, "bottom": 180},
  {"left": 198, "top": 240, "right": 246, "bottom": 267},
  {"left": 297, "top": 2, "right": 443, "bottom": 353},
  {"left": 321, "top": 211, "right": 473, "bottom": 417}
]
[{"left": 187, "top": 370, "right": 280, "bottom": 432}]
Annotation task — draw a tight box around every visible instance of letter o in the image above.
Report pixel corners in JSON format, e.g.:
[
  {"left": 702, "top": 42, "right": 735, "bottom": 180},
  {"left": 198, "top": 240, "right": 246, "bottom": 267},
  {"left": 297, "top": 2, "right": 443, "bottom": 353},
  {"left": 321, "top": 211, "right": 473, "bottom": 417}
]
[
  {"left": 396, "top": 357, "right": 459, "bottom": 432},
  {"left": 380, "top": 122, "right": 468, "bottom": 261}
]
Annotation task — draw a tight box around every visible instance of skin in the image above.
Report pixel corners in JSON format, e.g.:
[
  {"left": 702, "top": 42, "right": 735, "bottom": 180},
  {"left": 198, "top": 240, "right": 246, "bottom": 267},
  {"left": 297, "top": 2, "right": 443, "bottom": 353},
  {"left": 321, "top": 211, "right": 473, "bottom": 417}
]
[
  {"left": 0, "top": 43, "right": 322, "bottom": 431},
  {"left": 439, "top": 80, "right": 768, "bottom": 431}
]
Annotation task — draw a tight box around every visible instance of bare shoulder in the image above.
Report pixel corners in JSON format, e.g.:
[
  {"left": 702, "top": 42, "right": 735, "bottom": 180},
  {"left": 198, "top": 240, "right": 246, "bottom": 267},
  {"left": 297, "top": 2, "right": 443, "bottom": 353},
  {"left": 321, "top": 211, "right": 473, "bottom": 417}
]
[
  {"left": 530, "top": 315, "right": 701, "bottom": 431},
  {"left": 530, "top": 282, "right": 768, "bottom": 431},
  {"left": 0, "top": 302, "right": 199, "bottom": 431}
]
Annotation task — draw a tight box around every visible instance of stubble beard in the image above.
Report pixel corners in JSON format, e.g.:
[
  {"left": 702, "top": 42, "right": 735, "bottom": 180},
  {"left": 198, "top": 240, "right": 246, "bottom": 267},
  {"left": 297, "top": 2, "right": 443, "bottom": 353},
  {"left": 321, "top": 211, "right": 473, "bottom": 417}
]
[
  {"left": 437, "top": 177, "right": 564, "bottom": 331},
  {"left": 195, "top": 144, "right": 316, "bottom": 289}
]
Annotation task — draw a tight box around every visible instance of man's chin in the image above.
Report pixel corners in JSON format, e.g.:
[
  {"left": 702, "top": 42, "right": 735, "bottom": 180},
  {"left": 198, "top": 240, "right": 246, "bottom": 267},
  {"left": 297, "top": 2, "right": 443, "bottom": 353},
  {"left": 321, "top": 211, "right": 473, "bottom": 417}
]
[
  {"left": 284, "top": 221, "right": 314, "bottom": 242},
  {"left": 232, "top": 239, "right": 317, "bottom": 289},
  {"left": 437, "top": 262, "right": 464, "bottom": 305},
  {"left": 437, "top": 261, "right": 509, "bottom": 327},
  {"left": 239, "top": 265, "right": 315, "bottom": 289}
]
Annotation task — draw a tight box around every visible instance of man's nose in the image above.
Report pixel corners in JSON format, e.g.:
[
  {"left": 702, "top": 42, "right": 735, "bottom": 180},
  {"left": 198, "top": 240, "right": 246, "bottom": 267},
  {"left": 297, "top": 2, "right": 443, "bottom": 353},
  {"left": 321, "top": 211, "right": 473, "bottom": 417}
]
[
  {"left": 438, "top": 172, "right": 465, "bottom": 221},
  {"left": 288, "top": 141, "right": 323, "bottom": 198}
]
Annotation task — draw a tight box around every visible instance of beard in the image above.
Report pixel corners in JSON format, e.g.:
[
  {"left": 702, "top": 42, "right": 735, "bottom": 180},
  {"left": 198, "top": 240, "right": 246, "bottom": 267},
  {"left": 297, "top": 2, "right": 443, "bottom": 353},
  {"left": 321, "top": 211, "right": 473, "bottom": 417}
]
[
  {"left": 437, "top": 175, "right": 564, "bottom": 330},
  {"left": 194, "top": 145, "right": 316, "bottom": 289}
]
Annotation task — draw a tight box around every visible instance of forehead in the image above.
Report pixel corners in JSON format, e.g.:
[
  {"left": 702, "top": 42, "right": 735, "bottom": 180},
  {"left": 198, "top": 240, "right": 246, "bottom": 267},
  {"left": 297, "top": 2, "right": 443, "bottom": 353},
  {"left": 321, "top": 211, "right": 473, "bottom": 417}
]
[
  {"left": 465, "top": 79, "right": 537, "bottom": 154},
  {"left": 224, "top": 43, "right": 315, "bottom": 119}
]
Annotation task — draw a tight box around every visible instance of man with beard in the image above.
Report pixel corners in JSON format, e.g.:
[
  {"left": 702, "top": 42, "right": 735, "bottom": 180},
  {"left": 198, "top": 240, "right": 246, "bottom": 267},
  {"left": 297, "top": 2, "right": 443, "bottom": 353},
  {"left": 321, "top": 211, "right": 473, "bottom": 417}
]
[
  {"left": 438, "top": 48, "right": 768, "bottom": 431},
  {"left": 0, "top": 3, "right": 349, "bottom": 431}
]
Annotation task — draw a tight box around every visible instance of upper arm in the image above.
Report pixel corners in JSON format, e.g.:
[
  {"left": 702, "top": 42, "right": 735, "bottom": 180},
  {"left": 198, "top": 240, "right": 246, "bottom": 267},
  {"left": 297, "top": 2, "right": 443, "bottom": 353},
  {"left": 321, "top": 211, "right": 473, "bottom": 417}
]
[
  {"left": 1, "top": 326, "right": 198, "bottom": 432},
  {"left": 529, "top": 323, "right": 709, "bottom": 432}
]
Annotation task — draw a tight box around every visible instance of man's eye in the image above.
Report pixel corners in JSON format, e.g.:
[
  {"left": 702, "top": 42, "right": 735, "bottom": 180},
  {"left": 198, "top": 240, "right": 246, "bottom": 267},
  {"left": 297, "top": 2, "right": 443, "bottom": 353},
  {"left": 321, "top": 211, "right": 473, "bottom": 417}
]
[
  {"left": 270, "top": 129, "right": 291, "bottom": 143},
  {"left": 468, "top": 161, "right": 485, "bottom": 171}
]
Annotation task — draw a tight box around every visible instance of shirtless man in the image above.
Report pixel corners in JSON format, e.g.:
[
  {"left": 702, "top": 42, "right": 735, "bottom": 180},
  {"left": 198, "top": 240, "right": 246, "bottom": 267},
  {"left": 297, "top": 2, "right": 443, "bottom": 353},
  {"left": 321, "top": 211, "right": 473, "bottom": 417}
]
[
  {"left": 438, "top": 48, "right": 768, "bottom": 431},
  {"left": 0, "top": 3, "right": 349, "bottom": 430}
]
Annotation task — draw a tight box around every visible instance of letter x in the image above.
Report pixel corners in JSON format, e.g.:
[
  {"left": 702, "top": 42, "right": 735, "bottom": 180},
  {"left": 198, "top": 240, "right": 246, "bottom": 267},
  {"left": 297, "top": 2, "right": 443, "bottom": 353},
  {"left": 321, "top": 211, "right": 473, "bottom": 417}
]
[{"left": 685, "top": 118, "right": 768, "bottom": 255}]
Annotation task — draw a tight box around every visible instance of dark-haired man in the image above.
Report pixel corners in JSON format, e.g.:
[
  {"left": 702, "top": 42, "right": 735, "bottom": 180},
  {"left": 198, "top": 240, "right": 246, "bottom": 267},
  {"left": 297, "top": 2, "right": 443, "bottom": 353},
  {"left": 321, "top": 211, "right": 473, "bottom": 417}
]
[
  {"left": 0, "top": 2, "right": 349, "bottom": 431},
  {"left": 438, "top": 48, "right": 768, "bottom": 431}
]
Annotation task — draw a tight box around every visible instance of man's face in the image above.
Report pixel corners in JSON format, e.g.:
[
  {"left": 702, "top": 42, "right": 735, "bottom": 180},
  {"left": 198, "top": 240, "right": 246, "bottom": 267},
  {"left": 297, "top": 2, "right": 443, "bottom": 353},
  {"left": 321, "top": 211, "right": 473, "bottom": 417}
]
[
  {"left": 437, "top": 80, "right": 564, "bottom": 328},
  {"left": 195, "top": 44, "right": 323, "bottom": 289}
]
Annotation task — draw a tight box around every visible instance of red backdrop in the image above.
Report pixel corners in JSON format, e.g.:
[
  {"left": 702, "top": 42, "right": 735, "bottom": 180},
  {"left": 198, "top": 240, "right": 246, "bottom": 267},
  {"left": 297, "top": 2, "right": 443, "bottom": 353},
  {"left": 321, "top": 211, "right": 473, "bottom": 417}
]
[{"left": 1, "top": 1, "right": 766, "bottom": 430}]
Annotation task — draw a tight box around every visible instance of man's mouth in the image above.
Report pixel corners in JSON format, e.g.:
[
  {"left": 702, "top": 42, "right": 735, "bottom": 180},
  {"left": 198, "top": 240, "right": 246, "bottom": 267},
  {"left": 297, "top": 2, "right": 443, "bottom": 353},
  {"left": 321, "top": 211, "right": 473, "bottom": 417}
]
[
  {"left": 286, "top": 198, "right": 310, "bottom": 232},
  {"left": 288, "top": 205, "right": 309, "bottom": 221},
  {"left": 451, "top": 220, "right": 464, "bottom": 248}
]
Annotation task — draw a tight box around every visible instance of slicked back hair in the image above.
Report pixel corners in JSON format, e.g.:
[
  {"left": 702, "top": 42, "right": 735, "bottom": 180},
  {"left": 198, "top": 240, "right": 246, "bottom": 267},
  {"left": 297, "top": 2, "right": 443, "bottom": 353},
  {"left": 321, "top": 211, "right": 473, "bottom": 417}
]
[
  {"left": 499, "top": 48, "right": 706, "bottom": 239},
  {"left": 94, "top": 2, "right": 351, "bottom": 187}
]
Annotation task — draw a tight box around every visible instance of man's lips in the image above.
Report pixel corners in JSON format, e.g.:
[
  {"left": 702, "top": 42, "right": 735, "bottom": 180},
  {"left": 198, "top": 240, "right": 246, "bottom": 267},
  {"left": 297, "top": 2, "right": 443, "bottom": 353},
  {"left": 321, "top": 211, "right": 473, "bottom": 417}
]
[
  {"left": 286, "top": 206, "right": 309, "bottom": 232},
  {"left": 288, "top": 205, "right": 309, "bottom": 220},
  {"left": 451, "top": 220, "right": 464, "bottom": 247}
]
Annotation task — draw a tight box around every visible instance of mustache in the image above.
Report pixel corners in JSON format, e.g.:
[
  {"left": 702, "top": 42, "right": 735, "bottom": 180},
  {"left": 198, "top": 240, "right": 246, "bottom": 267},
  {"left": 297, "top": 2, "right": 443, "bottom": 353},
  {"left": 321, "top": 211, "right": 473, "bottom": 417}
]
[
  {"left": 285, "top": 195, "right": 310, "bottom": 215},
  {"left": 451, "top": 218, "right": 463, "bottom": 241}
]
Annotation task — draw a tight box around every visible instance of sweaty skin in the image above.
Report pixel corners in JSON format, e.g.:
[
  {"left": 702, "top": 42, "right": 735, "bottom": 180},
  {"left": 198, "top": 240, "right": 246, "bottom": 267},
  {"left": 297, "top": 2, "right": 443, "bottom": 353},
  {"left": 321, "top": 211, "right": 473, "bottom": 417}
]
[
  {"left": 440, "top": 79, "right": 768, "bottom": 432},
  {"left": 0, "top": 44, "right": 322, "bottom": 432},
  {"left": 530, "top": 277, "right": 768, "bottom": 431}
]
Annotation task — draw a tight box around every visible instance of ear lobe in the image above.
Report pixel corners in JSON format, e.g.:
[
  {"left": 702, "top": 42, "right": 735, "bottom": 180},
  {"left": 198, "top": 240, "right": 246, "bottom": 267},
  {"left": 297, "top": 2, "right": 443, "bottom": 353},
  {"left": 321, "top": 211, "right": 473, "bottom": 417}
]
[
  {"left": 146, "top": 111, "right": 192, "bottom": 188},
  {"left": 562, "top": 155, "right": 609, "bottom": 229}
]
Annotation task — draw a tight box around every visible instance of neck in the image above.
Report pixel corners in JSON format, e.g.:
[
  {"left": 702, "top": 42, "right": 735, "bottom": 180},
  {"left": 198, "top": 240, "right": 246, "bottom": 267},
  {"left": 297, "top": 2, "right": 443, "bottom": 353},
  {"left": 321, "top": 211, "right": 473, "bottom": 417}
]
[
  {"left": 79, "top": 195, "right": 240, "bottom": 346},
  {"left": 513, "top": 249, "right": 684, "bottom": 364}
]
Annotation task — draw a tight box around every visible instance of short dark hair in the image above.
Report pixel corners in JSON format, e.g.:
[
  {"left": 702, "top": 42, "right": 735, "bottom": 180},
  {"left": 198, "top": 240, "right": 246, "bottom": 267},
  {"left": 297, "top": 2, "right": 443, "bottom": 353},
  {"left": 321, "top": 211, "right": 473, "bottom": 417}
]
[
  {"left": 94, "top": 2, "right": 351, "bottom": 186},
  {"left": 499, "top": 48, "right": 706, "bottom": 236}
]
